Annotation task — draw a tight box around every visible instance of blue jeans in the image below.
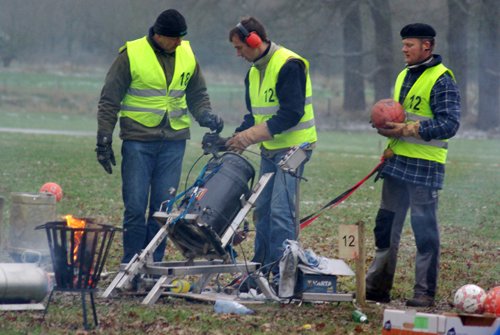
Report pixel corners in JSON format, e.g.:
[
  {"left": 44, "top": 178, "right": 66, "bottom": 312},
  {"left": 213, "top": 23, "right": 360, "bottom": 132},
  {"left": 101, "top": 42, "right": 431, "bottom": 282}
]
[
  {"left": 252, "top": 149, "right": 311, "bottom": 276},
  {"left": 121, "top": 139, "right": 186, "bottom": 263}
]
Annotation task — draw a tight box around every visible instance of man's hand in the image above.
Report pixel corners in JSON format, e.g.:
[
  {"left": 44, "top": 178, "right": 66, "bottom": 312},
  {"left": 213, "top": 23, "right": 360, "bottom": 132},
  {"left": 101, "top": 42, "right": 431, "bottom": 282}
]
[
  {"left": 378, "top": 121, "right": 420, "bottom": 138},
  {"left": 226, "top": 123, "right": 273, "bottom": 153},
  {"left": 201, "top": 132, "right": 228, "bottom": 155},
  {"left": 232, "top": 230, "right": 247, "bottom": 246},
  {"left": 96, "top": 133, "right": 116, "bottom": 174},
  {"left": 199, "top": 112, "right": 224, "bottom": 133}
]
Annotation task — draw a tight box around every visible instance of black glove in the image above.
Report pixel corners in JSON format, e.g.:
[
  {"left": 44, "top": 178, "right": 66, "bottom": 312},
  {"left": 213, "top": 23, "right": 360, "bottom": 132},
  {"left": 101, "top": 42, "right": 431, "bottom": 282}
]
[
  {"left": 202, "top": 132, "right": 229, "bottom": 155},
  {"left": 96, "top": 133, "right": 116, "bottom": 174},
  {"left": 199, "top": 112, "right": 224, "bottom": 133}
]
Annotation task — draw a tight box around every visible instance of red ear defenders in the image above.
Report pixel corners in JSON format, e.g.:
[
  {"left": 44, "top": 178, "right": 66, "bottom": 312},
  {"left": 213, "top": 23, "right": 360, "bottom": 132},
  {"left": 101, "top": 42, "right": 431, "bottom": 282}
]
[{"left": 236, "top": 22, "right": 262, "bottom": 48}]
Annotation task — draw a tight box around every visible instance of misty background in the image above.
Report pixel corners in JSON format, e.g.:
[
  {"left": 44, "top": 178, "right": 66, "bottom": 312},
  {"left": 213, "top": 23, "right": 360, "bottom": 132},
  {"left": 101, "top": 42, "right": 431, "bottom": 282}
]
[{"left": 0, "top": 0, "right": 498, "bottom": 132}]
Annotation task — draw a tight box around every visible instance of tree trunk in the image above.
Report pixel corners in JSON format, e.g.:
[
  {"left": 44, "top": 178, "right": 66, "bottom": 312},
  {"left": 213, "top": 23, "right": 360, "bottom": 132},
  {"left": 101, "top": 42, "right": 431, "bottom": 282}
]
[
  {"left": 477, "top": 0, "right": 499, "bottom": 130},
  {"left": 341, "top": 1, "right": 365, "bottom": 112},
  {"left": 369, "top": 0, "right": 394, "bottom": 102},
  {"left": 447, "top": 0, "right": 469, "bottom": 117}
]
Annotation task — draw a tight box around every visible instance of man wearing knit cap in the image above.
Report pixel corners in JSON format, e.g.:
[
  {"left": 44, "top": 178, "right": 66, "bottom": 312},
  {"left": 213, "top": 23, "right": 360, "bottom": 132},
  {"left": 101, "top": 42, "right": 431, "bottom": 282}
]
[
  {"left": 96, "top": 9, "right": 223, "bottom": 265},
  {"left": 365, "top": 23, "right": 460, "bottom": 307}
]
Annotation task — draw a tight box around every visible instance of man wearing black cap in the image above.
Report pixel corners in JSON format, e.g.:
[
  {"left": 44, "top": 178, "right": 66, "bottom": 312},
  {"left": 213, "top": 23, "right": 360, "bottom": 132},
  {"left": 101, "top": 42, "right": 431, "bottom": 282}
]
[
  {"left": 365, "top": 23, "right": 461, "bottom": 307},
  {"left": 96, "top": 9, "right": 223, "bottom": 264}
]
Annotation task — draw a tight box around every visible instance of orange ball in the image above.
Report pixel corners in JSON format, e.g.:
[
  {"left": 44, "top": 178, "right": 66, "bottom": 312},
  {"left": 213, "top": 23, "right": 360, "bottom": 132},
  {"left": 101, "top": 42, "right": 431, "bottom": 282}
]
[
  {"left": 371, "top": 99, "right": 406, "bottom": 129},
  {"left": 39, "top": 182, "right": 63, "bottom": 202},
  {"left": 484, "top": 286, "right": 500, "bottom": 316}
]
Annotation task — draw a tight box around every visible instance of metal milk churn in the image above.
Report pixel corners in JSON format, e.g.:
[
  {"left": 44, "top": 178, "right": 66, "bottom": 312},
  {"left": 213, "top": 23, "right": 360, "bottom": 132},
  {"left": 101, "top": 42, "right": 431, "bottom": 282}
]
[
  {"left": 7, "top": 192, "right": 57, "bottom": 262},
  {"left": 0, "top": 263, "right": 51, "bottom": 303}
]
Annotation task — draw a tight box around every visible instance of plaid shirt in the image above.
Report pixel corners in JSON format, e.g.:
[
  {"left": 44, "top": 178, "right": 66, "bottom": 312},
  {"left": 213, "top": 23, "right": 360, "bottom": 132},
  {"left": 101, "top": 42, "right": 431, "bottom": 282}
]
[{"left": 381, "top": 55, "right": 461, "bottom": 189}]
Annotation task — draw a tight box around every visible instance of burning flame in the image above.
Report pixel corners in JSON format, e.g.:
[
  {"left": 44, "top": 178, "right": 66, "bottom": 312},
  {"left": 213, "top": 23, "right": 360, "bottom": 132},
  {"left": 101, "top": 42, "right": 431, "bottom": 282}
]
[{"left": 65, "top": 214, "right": 86, "bottom": 261}]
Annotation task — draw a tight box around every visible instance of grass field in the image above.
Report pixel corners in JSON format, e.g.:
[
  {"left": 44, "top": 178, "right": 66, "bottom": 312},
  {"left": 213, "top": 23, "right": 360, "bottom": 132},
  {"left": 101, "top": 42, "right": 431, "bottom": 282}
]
[{"left": 0, "top": 69, "right": 498, "bottom": 334}]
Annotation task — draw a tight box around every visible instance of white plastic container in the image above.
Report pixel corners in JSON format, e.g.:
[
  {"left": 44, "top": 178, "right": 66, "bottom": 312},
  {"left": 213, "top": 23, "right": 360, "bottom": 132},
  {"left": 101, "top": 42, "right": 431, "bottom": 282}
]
[{"left": 214, "top": 299, "right": 254, "bottom": 315}]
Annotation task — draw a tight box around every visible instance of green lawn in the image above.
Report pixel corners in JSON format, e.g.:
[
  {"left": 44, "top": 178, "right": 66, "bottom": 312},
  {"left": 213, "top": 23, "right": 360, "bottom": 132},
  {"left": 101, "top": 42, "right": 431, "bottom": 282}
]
[
  {"left": 0, "top": 69, "right": 498, "bottom": 334},
  {"left": 0, "top": 124, "right": 498, "bottom": 334}
]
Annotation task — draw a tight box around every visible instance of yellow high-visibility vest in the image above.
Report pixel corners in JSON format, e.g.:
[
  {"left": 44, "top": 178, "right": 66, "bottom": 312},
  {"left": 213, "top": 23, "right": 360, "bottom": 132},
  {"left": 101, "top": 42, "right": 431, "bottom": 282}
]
[
  {"left": 120, "top": 37, "right": 195, "bottom": 129},
  {"left": 389, "top": 63, "right": 455, "bottom": 163},
  {"left": 249, "top": 47, "right": 317, "bottom": 149}
]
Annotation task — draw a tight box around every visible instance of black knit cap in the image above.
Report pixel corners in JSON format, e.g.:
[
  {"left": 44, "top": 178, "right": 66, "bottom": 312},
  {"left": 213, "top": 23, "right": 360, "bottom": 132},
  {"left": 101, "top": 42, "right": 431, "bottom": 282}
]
[
  {"left": 400, "top": 23, "right": 436, "bottom": 39},
  {"left": 153, "top": 9, "right": 187, "bottom": 37}
]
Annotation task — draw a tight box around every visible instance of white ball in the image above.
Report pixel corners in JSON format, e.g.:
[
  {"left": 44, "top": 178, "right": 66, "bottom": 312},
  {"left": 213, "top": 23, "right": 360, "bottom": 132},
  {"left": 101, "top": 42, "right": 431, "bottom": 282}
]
[{"left": 453, "top": 284, "right": 487, "bottom": 314}]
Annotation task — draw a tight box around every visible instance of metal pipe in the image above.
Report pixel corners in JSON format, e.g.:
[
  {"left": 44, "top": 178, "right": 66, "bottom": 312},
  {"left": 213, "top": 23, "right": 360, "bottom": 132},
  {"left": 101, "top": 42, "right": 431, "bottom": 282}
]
[{"left": 0, "top": 263, "right": 50, "bottom": 303}]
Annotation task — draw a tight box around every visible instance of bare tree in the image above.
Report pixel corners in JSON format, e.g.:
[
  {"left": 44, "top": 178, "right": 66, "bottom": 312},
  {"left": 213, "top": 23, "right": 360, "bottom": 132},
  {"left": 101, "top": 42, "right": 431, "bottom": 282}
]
[
  {"left": 477, "top": 0, "right": 499, "bottom": 130},
  {"left": 1, "top": 0, "right": 495, "bottom": 131},
  {"left": 341, "top": 0, "right": 366, "bottom": 112},
  {"left": 447, "top": 0, "right": 469, "bottom": 117},
  {"left": 0, "top": 1, "right": 41, "bottom": 66},
  {"left": 368, "top": 0, "right": 394, "bottom": 102}
]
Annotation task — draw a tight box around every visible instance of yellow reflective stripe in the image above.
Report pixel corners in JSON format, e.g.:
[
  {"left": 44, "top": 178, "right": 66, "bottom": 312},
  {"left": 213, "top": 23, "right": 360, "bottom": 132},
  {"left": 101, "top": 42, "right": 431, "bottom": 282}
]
[
  {"left": 253, "top": 106, "right": 279, "bottom": 115},
  {"left": 169, "top": 108, "right": 188, "bottom": 118},
  {"left": 408, "top": 114, "right": 431, "bottom": 122},
  {"left": 127, "top": 88, "right": 167, "bottom": 97},
  {"left": 168, "top": 90, "right": 186, "bottom": 98},
  {"left": 120, "top": 104, "right": 164, "bottom": 115},
  {"left": 399, "top": 136, "right": 448, "bottom": 149},
  {"left": 282, "top": 118, "right": 315, "bottom": 133},
  {"left": 253, "top": 97, "right": 312, "bottom": 115}
]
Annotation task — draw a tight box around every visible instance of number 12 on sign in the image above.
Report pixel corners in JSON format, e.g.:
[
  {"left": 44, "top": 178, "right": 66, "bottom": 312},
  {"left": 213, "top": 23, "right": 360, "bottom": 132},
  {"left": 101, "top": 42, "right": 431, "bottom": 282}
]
[{"left": 338, "top": 224, "right": 359, "bottom": 259}]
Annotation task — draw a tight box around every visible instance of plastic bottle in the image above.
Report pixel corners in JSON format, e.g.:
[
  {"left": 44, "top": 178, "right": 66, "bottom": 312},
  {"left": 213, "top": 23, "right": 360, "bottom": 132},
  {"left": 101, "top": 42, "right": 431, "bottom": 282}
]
[
  {"left": 214, "top": 300, "right": 254, "bottom": 315},
  {"left": 352, "top": 309, "right": 368, "bottom": 323}
]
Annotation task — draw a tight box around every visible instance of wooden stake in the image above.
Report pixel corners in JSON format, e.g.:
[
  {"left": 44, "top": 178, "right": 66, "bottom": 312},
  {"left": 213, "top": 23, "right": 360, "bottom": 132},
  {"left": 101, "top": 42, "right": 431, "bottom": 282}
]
[{"left": 355, "top": 221, "right": 366, "bottom": 306}]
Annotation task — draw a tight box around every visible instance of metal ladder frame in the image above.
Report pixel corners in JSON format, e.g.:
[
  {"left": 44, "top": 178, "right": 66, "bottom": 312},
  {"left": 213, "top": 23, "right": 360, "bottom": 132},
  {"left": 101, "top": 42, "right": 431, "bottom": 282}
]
[{"left": 102, "top": 173, "right": 274, "bottom": 305}]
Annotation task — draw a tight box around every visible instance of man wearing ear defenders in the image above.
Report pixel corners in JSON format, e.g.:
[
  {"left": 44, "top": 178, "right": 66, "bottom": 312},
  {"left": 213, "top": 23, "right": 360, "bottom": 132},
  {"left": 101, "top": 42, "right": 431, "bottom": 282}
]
[
  {"left": 97, "top": 9, "right": 223, "bottom": 265},
  {"left": 227, "top": 17, "right": 317, "bottom": 292}
]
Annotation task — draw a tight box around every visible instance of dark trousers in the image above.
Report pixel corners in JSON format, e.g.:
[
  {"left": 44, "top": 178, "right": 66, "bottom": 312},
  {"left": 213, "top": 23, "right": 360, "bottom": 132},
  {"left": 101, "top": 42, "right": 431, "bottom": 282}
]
[{"left": 366, "top": 175, "right": 440, "bottom": 298}]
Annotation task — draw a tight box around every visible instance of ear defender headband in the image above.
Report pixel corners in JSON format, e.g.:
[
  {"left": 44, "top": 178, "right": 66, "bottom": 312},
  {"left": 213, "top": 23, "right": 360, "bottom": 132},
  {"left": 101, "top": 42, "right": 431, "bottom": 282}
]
[{"left": 236, "top": 22, "right": 262, "bottom": 48}]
